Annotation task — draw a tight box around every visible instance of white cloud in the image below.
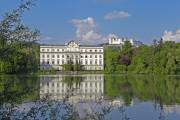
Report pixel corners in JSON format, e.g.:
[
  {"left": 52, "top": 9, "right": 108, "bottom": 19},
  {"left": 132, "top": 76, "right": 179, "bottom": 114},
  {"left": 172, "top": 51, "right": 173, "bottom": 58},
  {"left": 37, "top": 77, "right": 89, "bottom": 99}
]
[
  {"left": 104, "top": 11, "right": 130, "bottom": 20},
  {"left": 71, "top": 17, "right": 102, "bottom": 43},
  {"left": 71, "top": 17, "right": 131, "bottom": 44},
  {"left": 81, "top": 30, "right": 102, "bottom": 40},
  {"left": 162, "top": 29, "right": 180, "bottom": 42}
]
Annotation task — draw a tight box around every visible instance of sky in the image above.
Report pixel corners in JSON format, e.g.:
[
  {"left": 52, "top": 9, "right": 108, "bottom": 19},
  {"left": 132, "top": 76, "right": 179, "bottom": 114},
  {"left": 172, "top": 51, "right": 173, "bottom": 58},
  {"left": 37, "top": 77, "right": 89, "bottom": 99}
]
[{"left": 0, "top": 0, "right": 180, "bottom": 44}]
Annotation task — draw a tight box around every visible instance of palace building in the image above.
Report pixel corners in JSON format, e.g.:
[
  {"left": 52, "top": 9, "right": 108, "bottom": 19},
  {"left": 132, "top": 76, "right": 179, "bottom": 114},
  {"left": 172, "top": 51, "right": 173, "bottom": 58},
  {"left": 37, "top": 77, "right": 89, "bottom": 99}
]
[
  {"left": 40, "top": 74, "right": 104, "bottom": 103},
  {"left": 40, "top": 41, "right": 104, "bottom": 70}
]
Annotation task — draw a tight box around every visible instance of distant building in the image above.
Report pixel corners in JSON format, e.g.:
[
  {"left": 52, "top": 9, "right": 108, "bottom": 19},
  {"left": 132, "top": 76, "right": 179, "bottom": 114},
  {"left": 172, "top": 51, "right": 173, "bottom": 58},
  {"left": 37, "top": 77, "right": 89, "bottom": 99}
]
[
  {"left": 109, "top": 36, "right": 134, "bottom": 45},
  {"left": 108, "top": 34, "right": 143, "bottom": 47},
  {"left": 40, "top": 41, "right": 104, "bottom": 71}
]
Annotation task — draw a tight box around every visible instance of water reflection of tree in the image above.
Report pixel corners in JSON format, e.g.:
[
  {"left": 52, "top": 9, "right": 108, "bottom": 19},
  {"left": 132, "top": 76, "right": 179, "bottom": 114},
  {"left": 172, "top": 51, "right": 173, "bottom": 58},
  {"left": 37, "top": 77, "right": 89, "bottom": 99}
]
[
  {"left": 0, "top": 75, "right": 39, "bottom": 105},
  {"left": 1, "top": 75, "right": 180, "bottom": 119},
  {"left": 0, "top": 75, "right": 129, "bottom": 120},
  {"left": 105, "top": 75, "right": 180, "bottom": 105},
  {"left": 105, "top": 75, "right": 133, "bottom": 105}
]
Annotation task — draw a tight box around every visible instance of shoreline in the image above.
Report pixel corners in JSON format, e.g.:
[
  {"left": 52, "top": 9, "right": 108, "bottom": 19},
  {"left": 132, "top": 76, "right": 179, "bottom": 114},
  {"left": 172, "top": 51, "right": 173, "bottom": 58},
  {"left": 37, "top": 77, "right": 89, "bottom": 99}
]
[{"left": 1, "top": 70, "right": 180, "bottom": 76}]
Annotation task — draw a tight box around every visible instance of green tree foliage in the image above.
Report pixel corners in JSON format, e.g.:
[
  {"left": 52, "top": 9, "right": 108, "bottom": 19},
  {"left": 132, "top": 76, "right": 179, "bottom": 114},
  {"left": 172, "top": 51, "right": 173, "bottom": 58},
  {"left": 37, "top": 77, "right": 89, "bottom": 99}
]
[
  {"left": 0, "top": 0, "right": 39, "bottom": 74},
  {"left": 63, "top": 60, "right": 81, "bottom": 71},
  {"left": 105, "top": 40, "right": 180, "bottom": 75},
  {"left": 104, "top": 46, "right": 120, "bottom": 73}
]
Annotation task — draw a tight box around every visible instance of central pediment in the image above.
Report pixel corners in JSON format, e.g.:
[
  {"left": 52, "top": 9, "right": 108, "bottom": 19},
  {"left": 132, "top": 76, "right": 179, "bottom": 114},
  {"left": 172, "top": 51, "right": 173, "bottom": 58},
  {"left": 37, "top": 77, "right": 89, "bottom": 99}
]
[{"left": 66, "top": 41, "right": 79, "bottom": 48}]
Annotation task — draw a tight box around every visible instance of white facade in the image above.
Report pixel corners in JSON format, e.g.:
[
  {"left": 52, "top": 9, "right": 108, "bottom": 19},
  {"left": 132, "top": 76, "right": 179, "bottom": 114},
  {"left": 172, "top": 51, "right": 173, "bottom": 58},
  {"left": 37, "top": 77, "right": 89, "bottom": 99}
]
[
  {"left": 40, "top": 41, "right": 104, "bottom": 70},
  {"left": 40, "top": 74, "right": 104, "bottom": 103},
  {"left": 108, "top": 34, "right": 143, "bottom": 47},
  {"left": 109, "top": 36, "right": 134, "bottom": 45}
]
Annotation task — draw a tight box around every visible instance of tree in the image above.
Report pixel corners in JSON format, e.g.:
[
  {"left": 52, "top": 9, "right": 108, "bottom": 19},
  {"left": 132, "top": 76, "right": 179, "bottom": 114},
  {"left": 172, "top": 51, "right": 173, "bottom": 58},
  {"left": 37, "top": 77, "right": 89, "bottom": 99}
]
[
  {"left": 104, "top": 47, "right": 120, "bottom": 73},
  {"left": 104, "top": 38, "right": 180, "bottom": 74},
  {"left": 0, "top": 0, "right": 40, "bottom": 74},
  {"left": 122, "top": 41, "right": 132, "bottom": 56},
  {"left": 0, "top": 0, "right": 39, "bottom": 47},
  {"left": 165, "top": 53, "right": 177, "bottom": 74}
]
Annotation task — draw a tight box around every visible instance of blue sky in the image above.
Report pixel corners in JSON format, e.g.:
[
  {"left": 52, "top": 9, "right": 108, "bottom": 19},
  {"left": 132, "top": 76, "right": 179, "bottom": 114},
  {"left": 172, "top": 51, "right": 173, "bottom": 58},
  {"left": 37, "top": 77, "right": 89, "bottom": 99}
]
[{"left": 0, "top": 0, "right": 180, "bottom": 44}]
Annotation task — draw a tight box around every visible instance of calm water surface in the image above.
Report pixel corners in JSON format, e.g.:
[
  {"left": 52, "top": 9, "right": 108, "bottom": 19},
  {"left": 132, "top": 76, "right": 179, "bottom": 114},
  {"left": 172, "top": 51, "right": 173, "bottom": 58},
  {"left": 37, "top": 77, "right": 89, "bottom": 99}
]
[{"left": 0, "top": 74, "right": 180, "bottom": 120}]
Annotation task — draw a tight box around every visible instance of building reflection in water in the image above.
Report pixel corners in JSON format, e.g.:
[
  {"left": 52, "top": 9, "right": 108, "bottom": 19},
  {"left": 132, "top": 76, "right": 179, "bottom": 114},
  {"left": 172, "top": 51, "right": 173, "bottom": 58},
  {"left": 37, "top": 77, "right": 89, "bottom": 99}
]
[{"left": 40, "top": 74, "right": 104, "bottom": 104}]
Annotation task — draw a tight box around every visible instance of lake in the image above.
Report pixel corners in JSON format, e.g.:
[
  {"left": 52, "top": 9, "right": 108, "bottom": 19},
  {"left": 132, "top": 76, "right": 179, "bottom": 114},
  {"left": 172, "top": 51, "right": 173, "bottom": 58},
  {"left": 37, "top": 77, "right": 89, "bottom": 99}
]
[{"left": 0, "top": 74, "right": 180, "bottom": 120}]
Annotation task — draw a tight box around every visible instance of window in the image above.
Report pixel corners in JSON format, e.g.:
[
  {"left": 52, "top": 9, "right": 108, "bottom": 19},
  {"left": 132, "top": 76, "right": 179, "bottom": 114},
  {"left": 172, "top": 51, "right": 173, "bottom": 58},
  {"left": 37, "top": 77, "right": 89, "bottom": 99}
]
[
  {"left": 47, "top": 55, "right": 49, "bottom": 58},
  {"left": 52, "top": 55, "right": 55, "bottom": 58},
  {"left": 57, "top": 49, "right": 59, "bottom": 52},
  {"left": 95, "top": 49, "right": 97, "bottom": 52},
  {"left": 99, "top": 55, "right": 102, "bottom": 58},
  {"left": 47, "top": 60, "right": 50, "bottom": 64},
  {"left": 99, "top": 60, "right": 102, "bottom": 65},
  {"left": 52, "top": 49, "right": 55, "bottom": 52},
  {"left": 47, "top": 49, "right": 49, "bottom": 52},
  {"left": 62, "top": 55, "right": 64, "bottom": 58},
  {"left": 62, "top": 60, "right": 64, "bottom": 64},
  {"left": 90, "top": 55, "right": 92, "bottom": 58},
  {"left": 42, "top": 60, "right": 45, "bottom": 64},
  {"left": 95, "top": 55, "right": 97, "bottom": 58},
  {"left": 95, "top": 60, "right": 97, "bottom": 65},
  {"left": 57, "top": 60, "right": 59, "bottom": 64},
  {"left": 85, "top": 60, "right": 88, "bottom": 64},
  {"left": 40, "top": 90, "right": 44, "bottom": 93},
  {"left": 42, "top": 49, "right": 45, "bottom": 52},
  {"left": 42, "top": 55, "right": 45, "bottom": 58},
  {"left": 90, "top": 60, "right": 92, "bottom": 65},
  {"left": 57, "top": 55, "right": 59, "bottom": 58},
  {"left": 52, "top": 61, "right": 55, "bottom": 64},
  {"left": 81, "top": 55, "right": 83, "bottom": 58},
  {"left": 85, "top": 55, "right": 87, "bottom": 58}
]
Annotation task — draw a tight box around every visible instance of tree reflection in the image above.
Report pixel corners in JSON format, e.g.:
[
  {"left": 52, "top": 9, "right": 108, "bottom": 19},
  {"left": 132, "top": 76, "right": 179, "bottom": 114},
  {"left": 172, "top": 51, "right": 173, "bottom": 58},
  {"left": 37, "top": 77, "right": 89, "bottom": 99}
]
[
  {"left": 105, "top": 75, "right": 180, "bottom": 105},
  {"left": 0, "top": 75, "right": 39, "bottom": 105},
  {"left": 0, "top": 74, "right": 180, "bottom": 119}
]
